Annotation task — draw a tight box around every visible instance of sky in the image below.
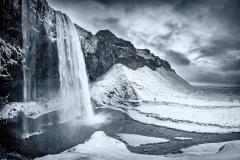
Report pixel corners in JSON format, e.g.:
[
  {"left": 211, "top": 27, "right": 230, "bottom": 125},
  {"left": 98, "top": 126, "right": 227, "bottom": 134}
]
[{"left": 48, "top": 0, "right": 240, "bottom": 83}]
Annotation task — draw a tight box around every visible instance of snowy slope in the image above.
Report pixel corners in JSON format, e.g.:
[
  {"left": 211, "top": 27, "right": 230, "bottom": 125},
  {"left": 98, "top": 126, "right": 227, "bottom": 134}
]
[
  {"left": 91, "top": 64, "right": 138, "bottom": 106},
  {"left": 91, "top": 63, "right": 239, "bottom": 107},
  {"left": 91, "top": 63, "right": 194, "bottom": 106},
  {"left": 36, "top": 131, "right": 240, "bottom": 160},
  {"left": 91, "top": 64, "right": 240, "bottom": 133}
]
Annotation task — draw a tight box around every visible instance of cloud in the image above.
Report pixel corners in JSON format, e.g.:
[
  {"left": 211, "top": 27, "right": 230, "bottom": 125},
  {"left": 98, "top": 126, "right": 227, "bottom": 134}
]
[
  {"left": 104, "top": 17, "right": 120, "bottom": 24},
  {"left": 222, "top": 59, "right": 240, "bottom": 71},
  {"left": 47, "top": 0, "right": 240, "bottom": 83},
  {"left": 165, "top": 50, "right": 191, "bottom": 66}
]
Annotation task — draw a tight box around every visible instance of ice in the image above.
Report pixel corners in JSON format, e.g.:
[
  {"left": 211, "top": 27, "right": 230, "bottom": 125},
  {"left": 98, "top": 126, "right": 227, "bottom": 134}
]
[
  {"left": 174, "top": 137, "right": 192, "bottom": 140},
  {"left": 36, "top": 131, "right": 240, "bottom": 160},
  {"left": 118, "top": 133, "right": 169, "bottom": 147}
]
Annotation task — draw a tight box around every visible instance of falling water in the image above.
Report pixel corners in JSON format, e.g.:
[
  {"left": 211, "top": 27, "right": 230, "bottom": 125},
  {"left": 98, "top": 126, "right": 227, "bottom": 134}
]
[
  {"left": 21, "top": 7, "right": 95, "bottom": 137},
  {"left": 22, "top": 0, "right": 30, "bottom": 137},
  {"left": 56, "top": 12, "right": 94, "bottom": 121}
]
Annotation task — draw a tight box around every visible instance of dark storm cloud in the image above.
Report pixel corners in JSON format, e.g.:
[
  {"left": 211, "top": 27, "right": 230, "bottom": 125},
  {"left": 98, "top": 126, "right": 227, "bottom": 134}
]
[
  {"left": 166, "top": 50, "right": 191, "bottom": 66},
  {"left": 198, "top": 38, "right": 240, "bottom": 58},
  {"left": 222, "top": 59, "right": 240, "bottom": 71},
  {"left": 104, "top": 17, "right": 120, "bottom": 24}
]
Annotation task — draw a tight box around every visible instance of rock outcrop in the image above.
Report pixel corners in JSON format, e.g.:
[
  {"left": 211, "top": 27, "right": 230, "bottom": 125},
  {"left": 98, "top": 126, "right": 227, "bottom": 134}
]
[
  {"left": 0, "top": 0, "right": 174, "bottom": 101},
  {"left": 0, "top": 38, "right": 23, "bottom": 102},
  {"left": 78, "top": 28, "right": 174, "bottom": 81}
]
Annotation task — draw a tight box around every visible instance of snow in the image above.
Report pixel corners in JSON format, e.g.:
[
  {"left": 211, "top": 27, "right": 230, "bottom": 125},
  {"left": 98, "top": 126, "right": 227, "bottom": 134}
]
[
  {"left": 22, "top": 130, "right": 43, "bottom": 139},
  {"left": 0, "top": 100, "right": 61, "bottom": 120},
  {"left": 134, "top": 103, "right": 240, "bottom": 132},
  {"left": 174, "top": 137, "right": 192, "bottom": 140},
  {"left": 0, "top": 102, "right": 45, "bottom": 119},
  {"left": 91, "top": 64, "right": 240, "bottom": 107},
  {"left": 91, "top": 64, "right": 240, "bottom": 133},
  {"left": 181, "top": 141, "right": 240, "bottom": 155},
  {"left": 36, "top": 131, "right": 240, "bottom": 160},
  {"left": 118, "top": 133, "right": 169, "bottom": 147},
  {"left": 0, "top": 38, "right": 22, "bottom": 78},
  {"left": 128, "top": 109, "right": 240, "bottom": 133}
]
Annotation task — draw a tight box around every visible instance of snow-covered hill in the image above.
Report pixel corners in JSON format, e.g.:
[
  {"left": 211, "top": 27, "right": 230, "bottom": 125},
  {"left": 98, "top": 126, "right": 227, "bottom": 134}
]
[
  {"left": 91, "top": 63, "right": 194, "bottom": 107},
  {"left": 91, "top": 63, "right": 239, "bottom": 107},
  {"left": 91, "top": 64, "right": 240, "bottom": 133}
]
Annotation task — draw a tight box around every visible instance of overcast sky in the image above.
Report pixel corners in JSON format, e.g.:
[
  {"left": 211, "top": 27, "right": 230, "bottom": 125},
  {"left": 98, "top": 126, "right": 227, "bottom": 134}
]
[{"left": 48, "top": 0, "right": 240, "bottom": 83}]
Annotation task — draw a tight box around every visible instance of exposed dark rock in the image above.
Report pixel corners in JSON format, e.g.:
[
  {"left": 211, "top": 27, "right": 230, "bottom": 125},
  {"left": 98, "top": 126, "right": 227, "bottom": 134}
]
[
  {"left": 22, "top": 0, "right": 59, "bottom": 100},
  {"left": 78, "top": 29, "right": 174, "bottom": 81},
  {"left": 0, "top": 0, "right": 22, "bottom": 46},
  {"left": 0, "top": 38, "right": 23, "bottom": 101},
  {"left": 0, "top": 0, "right": 60, "bottom": 101},
  {"left": 136, "top": 49, "right": 173, "bottom": 71}
]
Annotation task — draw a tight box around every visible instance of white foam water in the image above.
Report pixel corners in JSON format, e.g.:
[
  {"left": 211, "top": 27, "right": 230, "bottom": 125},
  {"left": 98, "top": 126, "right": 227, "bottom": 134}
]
[{"left": 56, "top": 12, "right": 94, "bottom": 121}]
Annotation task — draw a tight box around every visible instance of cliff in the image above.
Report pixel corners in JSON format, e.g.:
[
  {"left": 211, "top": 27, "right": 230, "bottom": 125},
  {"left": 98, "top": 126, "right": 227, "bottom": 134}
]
[
  {"left": 0, "top": 0, "right": 174, "bottom": 102},
  {"left": 77, "top": 28, "right": 173, "bottom": 81}
]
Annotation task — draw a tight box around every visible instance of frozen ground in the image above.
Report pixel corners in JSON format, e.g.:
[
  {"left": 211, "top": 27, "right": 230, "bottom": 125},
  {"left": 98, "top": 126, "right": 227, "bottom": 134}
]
[
  {"left": 118, "top": 133, "right": 169, "bottom": 147},
  {"left": 36, "top": 131, "right": 240, "bottom": 160},
  {"left": 91, "top": 64, "right": 240, "bottom": 133}
]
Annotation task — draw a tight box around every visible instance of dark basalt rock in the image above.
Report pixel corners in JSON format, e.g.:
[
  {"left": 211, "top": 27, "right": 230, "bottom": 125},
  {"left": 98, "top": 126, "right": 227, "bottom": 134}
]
[
  {"left": 0, "top": 0, "right": 22, "bottom": 47},
  {"left": 0, "top": 0, "right": 59, "bottom": 101},
  {"left": 0, "top": 38, "right": 23, "bottom": 101},
  {"left": 78, "top": 28, "right": 174, "bottom": 81}
]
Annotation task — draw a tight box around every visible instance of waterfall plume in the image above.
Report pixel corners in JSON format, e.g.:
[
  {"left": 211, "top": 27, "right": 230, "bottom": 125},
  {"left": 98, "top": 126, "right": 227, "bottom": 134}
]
[{"left": 56, "top": 12, "right": 94, "bottom": 121}]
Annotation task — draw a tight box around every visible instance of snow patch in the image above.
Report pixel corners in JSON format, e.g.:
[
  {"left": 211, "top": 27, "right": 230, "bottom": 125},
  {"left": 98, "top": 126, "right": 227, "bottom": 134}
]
[
  {"left": 128, "top": 109, "right": 240, "bottom": 133},
  {"left": 36, "top": 131, "right": 240, "bottom": 160},
  {"left": 174, "top": 137, "right": 192, "bottom": 140},
  {"left": 0, "top": 102, "right": 45, "bottom": 119},
  {"left": 118, "top": 133, "right": 169, "bottom": 147}
]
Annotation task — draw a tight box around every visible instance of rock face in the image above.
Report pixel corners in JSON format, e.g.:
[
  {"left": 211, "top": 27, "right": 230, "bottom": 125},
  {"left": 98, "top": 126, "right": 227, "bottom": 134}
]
[
  {"left": 1, "top": 0, "right": 60, "bottom": 101},
  {"left": 0, "top": 0, "right": 175, "bottom": 102},
  {"left": 78, "top": 28, "right": 173, "bottom": 81},
  {"left": 0, "top": 0, "right": 23, "bottom": 102},
  {"left": 22, "top": 0, "right": 59, "bottom": 100},
  {"left": 0, "top": 38, "right": 23, "bottom": 102},
  {"left": 0, "top": 0, "right": 22, "bottom": 46}
]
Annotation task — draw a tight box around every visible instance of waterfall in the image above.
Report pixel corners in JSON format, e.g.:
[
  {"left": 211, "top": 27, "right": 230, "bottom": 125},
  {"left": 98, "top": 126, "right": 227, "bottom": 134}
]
[
  {"left": 56, "top": 12, "right": 94, "bottom": 121},
  {"left": 22, "top": 0, "right": 30, "bottom": 137}
]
